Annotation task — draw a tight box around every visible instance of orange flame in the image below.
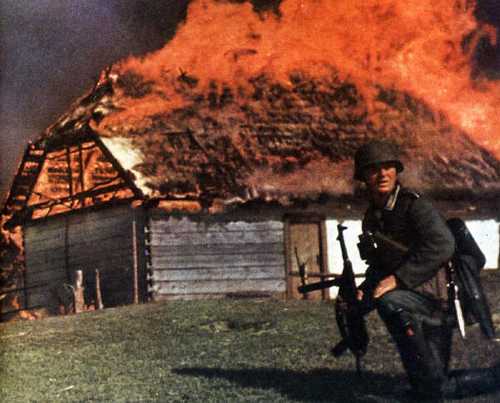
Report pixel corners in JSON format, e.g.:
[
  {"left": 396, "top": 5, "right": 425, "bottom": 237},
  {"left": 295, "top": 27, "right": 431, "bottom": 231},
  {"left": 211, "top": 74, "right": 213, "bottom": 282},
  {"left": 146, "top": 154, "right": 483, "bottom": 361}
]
[
  {"left": 108, "top": 0, "right": 499, "bottom": 157},
  {"left": 8, "top": 295, "right": 37, "bottom": 320}
]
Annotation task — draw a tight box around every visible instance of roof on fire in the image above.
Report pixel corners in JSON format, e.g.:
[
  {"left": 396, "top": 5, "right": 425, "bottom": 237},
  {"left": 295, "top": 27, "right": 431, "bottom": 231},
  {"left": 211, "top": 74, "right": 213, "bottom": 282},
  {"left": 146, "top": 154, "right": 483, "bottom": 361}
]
[{"left": 6, "top": 68, "right": 500, "bottom": 216}]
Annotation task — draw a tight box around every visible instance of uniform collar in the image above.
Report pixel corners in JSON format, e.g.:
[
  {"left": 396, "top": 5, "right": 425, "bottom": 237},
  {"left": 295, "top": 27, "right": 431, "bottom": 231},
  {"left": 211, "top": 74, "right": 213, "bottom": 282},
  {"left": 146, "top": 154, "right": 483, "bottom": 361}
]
[
  {"left": 370, "top": 183, "right": 401, "bottom": 212},
  {"left": 384, "top": 183, "right": 401, "bottom": 211}
]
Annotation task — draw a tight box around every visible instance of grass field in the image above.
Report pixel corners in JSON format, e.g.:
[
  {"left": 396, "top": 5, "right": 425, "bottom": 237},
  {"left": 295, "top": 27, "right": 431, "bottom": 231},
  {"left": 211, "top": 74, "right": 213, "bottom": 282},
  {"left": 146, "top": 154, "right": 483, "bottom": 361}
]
[{"left": 1, "top": 289, "right": 499, "bottom": 402}]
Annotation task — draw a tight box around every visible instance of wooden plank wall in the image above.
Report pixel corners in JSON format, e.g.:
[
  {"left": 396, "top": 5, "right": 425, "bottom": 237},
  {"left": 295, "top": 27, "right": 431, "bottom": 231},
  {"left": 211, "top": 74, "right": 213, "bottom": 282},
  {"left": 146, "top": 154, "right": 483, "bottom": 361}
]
[
  {"left": 148, "top": 214, "right": 286, "bottom": 300},
  {"left": 24, "top": 205, "right": 142, "bottom": 312}
]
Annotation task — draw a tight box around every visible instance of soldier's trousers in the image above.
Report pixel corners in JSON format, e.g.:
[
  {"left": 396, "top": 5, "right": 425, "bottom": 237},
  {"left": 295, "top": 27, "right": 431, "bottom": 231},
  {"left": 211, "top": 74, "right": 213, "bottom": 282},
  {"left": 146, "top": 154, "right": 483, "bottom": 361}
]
[
  {"left": 376, "top": 290, "right": 450, "bottom": 394},
  {"left": 376, "top": 289, "right": 500, "bottom": 399}
]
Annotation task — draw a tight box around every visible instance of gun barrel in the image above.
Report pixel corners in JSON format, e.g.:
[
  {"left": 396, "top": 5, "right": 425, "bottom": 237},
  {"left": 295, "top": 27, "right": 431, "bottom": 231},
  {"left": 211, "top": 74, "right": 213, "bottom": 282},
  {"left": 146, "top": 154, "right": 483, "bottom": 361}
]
[
  {"left": 372, "top": 231, "right": 408, "bottom": 253},
  {"left": 297, "top": 278, "right": 341, "bottom": 294}
]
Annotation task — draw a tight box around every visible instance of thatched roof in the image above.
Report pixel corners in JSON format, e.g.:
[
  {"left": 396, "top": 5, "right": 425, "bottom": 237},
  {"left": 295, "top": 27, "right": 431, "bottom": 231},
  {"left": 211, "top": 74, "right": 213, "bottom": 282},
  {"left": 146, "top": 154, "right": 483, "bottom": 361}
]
[
  {"left": 3, "top": 67, "right": 499, "bottom": 223},
  {"left": 35, "top": 68, "right": 500, "bottom": 205}
]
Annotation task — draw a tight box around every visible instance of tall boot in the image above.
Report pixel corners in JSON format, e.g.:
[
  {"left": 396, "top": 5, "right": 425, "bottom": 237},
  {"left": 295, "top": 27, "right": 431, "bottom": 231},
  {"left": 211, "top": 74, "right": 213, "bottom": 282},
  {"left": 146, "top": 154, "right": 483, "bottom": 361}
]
[
  {"left": 443, "top": 362, "right": 500, "bottom": 398},
  {"left": 387, "top": 310, "right": 447, "bottom": 397},
  {"left": 425, "top": 319, "right": 452, "bottom": 375}
]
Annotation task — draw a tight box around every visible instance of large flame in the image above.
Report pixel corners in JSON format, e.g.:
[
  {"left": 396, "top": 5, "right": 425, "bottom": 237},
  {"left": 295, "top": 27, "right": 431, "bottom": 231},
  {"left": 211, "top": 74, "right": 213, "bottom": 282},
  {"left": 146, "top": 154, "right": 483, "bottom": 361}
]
[{"left": 109, "top": 0, "right": 499, "bottom": 157}]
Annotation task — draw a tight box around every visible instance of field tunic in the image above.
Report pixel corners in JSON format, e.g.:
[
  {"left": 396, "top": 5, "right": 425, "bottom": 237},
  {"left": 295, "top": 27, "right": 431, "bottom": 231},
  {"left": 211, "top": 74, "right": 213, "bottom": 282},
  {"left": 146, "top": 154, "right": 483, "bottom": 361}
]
[{"left": 361, "top": 184, "right": 455, "bottom": 303}]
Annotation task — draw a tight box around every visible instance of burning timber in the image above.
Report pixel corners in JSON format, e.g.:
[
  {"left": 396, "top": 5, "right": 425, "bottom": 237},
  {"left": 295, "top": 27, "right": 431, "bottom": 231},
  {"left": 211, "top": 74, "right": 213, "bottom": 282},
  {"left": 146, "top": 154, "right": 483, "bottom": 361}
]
[{"left": 1, "top": 68, "right": 500, "bottom": 316}]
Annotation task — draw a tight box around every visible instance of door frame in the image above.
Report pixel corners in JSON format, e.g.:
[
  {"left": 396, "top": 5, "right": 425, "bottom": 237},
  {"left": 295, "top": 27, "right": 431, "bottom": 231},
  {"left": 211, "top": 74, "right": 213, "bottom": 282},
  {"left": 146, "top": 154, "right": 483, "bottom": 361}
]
[{"left": 284, "top": 214, "right": 329, "bottom": 300}]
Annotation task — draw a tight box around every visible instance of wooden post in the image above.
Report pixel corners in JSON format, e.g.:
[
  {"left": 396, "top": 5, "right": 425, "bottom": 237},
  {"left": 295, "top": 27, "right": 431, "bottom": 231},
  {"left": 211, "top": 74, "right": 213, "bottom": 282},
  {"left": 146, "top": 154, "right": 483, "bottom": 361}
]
[
  {"left": 132, "top": 213, "right": 139, "bottom": 304},
  {"left": 78, "top": 144, "right": 86, "bottom": 205},
  {"left": 74, "top": 270, "right": 85, "bottom": 313},
  {"left": 284, "top": 219, "right": 293, "bottom": 300},
  {"left": 95, "top": 269, "right": 104, "bottom": 310},
  {"left": 319, "top": 221, "right": 329, "bottom": 301},
  {"left": 21, "top": 230, "right": 29, "bottom": 311},
  {"left": 66, "top": 146, "right": 74, "bottom": 197}
]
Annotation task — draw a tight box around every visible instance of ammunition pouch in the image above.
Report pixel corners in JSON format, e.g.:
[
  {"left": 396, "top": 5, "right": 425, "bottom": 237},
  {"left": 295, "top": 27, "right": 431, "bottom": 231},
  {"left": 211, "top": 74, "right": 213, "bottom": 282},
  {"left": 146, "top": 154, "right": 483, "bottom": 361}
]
[{"left": 357, "top": 232, "right": 378, "bottom": 263}]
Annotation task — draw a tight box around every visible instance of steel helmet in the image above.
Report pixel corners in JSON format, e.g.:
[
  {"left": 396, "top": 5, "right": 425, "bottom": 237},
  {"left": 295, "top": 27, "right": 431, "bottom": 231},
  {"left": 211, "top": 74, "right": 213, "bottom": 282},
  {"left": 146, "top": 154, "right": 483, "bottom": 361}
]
[{"left": 354, "top": 140, "right": 404, "bottom": 181}]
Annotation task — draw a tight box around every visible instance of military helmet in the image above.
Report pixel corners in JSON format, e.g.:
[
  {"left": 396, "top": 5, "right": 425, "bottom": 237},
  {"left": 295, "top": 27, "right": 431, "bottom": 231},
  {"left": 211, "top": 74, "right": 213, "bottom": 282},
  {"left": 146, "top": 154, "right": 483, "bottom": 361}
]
[{"left": 354, "top": 140, "right": 404, "bottom": 181}]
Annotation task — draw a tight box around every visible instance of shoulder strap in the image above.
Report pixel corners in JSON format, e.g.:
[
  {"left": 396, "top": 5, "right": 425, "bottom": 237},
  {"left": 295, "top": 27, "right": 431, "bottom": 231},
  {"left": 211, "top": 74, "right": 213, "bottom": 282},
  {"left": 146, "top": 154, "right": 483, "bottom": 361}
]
[{"left": 395, "top": 187, "right": 420, "bottom": 219}]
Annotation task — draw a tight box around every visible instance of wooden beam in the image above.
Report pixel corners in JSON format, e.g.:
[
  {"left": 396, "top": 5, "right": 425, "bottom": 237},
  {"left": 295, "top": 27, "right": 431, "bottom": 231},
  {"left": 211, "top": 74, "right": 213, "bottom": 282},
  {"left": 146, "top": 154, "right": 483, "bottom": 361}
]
[
  {"left": 95, "top": 269, "right": 104, "bottom": 310},
  {"left": 44, "top": 142, "right": 97, "bottom": 160},
  {"left": 66, "top": 147, "right": 74, "bottom": 199},
  {"left": 132, "top": 213, "right": 139, "bottom": 304},
  {"left": 28, "top": 183, "right": 128, "bottom": 212},
  {"left": 0, "top": 283, "right": 49, "bottom": 295},
  {"left": 320, "top": 220, "right": 329, "bottom": 300},
  {"left": 288, "top": 271, "right": 365, "bottom": 278},
  {"left": 283, "top": 219, "right": 293, "bottom": 299},
  {"left": 2, "top": 141, "right": 46, "bottom": 216},
  {"left": 93, "top": 135, "right": 144, "bottom": 199},
  {"left": 43, "top": 130, "right": 94, "bottom": 151},
  {"left": 78, "top": 144, "right": 85, "bottom": 202}
]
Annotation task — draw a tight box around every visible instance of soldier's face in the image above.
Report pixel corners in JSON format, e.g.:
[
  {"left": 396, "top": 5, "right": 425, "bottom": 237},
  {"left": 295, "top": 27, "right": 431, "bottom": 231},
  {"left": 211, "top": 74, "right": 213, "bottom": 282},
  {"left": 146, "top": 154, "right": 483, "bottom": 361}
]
[{"left": 364, "top": 162, "right": 398, "bottom": 197}]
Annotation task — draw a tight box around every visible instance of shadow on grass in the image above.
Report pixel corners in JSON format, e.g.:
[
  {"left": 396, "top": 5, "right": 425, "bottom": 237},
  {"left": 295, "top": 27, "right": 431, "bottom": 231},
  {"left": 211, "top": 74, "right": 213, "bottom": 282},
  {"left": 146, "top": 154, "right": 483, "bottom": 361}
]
[{"left": 173, "top": 367, "right": 411, "bottom": 402}]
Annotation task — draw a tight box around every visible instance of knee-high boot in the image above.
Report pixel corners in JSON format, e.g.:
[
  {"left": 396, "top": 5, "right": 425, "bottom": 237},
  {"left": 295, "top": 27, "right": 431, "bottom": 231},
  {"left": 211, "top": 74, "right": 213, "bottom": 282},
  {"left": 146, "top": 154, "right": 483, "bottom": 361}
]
[
  {"left": 385, "top": 309, "right": 447, "bottom": 396},
  {"left": 425, "top": 319, "right": 452, "bottom": 375},
  {"left": 442, "top": 363, "right": 500, "bottom": 398}
]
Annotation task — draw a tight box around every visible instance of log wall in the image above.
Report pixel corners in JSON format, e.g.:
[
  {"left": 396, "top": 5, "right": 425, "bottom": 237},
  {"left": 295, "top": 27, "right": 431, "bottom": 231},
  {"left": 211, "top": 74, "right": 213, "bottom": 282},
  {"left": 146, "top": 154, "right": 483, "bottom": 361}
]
[
  {"left": 147, "top": 214, "right": 286, "bottom": 300},
  {"left": 24, "top": 205, "right": 146, "bottom": 312}
]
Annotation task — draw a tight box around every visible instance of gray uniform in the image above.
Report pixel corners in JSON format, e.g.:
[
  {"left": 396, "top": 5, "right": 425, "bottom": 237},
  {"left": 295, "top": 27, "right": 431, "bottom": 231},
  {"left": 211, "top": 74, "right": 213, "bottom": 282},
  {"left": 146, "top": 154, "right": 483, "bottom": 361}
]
[
  {"left": 360, "top": 184, "right": 454, "bottom": 303},
  {"left": 359, "top": 184, "right": 500, "bottom": 398}
]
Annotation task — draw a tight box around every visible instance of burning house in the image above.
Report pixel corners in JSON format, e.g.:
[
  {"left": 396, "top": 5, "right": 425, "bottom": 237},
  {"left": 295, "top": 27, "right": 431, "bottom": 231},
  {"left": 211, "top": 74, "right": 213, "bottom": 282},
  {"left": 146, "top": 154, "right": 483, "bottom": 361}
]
[{"left": 1, "top": 0, "right": 500, "bottom": 313}]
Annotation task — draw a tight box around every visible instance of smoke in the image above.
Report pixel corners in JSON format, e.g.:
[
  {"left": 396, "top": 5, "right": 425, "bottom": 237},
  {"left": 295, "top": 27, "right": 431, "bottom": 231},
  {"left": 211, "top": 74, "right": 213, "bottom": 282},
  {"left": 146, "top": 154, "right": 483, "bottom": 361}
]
[
  {"left": 473, "top": 0, "right": 500, "bottom": 78},
  {"left": 0, "top": 0, "right": 499, "bottom": 202},
  {"left": 107, "top": 0, "right": 500, "bottom": 161},
  {"left": 0, "top": 0, "right": 191, "bottom": 199}
]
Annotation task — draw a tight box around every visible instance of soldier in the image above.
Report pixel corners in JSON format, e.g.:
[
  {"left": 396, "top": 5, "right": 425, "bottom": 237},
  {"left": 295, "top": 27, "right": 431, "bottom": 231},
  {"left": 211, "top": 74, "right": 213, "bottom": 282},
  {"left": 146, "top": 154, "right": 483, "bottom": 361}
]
[{"left": 353, "top": 140, "right": 500, "bottom": 399}]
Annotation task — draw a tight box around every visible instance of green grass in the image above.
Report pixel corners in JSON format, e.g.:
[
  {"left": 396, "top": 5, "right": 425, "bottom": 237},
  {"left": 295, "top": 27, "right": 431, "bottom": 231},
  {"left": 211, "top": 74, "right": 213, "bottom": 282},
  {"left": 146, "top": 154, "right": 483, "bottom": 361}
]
[{"left": 0, "top": 298, "right": 499, "bottom": 402}]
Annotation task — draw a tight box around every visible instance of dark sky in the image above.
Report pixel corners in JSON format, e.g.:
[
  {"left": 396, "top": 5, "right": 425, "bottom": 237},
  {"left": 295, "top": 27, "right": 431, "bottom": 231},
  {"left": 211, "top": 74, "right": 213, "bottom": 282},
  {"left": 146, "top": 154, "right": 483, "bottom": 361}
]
[
  {"left": 0, "top": 0, "right": 193, "bottom": 197},
  {"left": 0, "top": 0, "right": 498, "bottom": 200}
]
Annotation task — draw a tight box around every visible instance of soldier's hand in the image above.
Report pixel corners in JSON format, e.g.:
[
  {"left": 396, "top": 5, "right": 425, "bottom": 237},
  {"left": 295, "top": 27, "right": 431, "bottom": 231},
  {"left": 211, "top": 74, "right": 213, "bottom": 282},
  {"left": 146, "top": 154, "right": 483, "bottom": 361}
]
[
  {"left": 356, "top": 289, "right": 364, "bottom": 301},
  {"left": 373, "top": 275, "right": 397, "bottom": 299}
]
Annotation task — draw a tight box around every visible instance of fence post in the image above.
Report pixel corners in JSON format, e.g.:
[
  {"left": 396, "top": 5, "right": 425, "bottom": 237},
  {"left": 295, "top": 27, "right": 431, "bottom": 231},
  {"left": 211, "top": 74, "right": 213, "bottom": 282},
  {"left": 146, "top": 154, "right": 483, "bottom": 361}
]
[
  {"left": 95, "top": 269, "right": 104, "bottom": 310},
  {"left": 74, "top": 270, "right": 84, "bottom": 313},
  {"left": 132, "top": 213, "right": 139, "bottom": 304}
]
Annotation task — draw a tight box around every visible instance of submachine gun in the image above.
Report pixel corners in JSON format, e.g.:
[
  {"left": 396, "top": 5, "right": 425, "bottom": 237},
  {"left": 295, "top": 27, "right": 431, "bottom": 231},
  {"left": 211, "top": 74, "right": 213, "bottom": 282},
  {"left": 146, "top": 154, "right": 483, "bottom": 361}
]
[
  {"left": 298, "top": 224, "right": 369, "bottom": 374},
  {"left": 298, "top": 219, "right": 496, "bottom": 370}
]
